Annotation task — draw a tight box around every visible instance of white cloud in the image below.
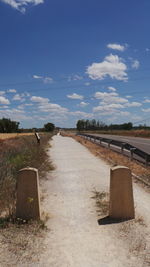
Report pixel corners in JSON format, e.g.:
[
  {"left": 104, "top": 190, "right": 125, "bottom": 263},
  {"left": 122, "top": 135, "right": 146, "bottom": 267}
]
[
  {"left": 25, "top": 92, "right": 30, "bottom": 97},
  {"left": 0, "top": 91, "right": 5, "bottom": 95},
  {"left": 93, "top": 91, "right": 141, "bottom": 114},
  {"left": 107, "top": 43, "right": 127, "bottom": 52},
  {"left": 0, "top": 96, "right": 10, "bottom": 104},
  {"left": 33, "top": 75, "right": 43, "bottom": 79},
  {"left": 18, "top": 103, "right": 33, "bottom": 109},
  {"left": 84, "top": 82, "right": 90, "bottom": 86},
  {"left": 25, "top": 103, "right": 33, "bottom": 106},
  {"left": 7, "top": 89, "right": 17, "bottom": 93},
  {"left": 94, "top": 91, "right": 128, "bottom": 104},
  {"left": 118, "top": 111, "right": 130, "bottom": 116},
  {"left": 93, "top": 104, "right": 124, "bottom": 112},
  {"left": 142, "top": 108, "right": 150, "bottom": 112},
  {"left": 0, "top": 108, "right": 29, "bottom": 121},
  {"left": 43, "top": 77, "right": 53, "bottom": 84},
  {"left": 30, "top": 95, "right": 68, "bottom": 115},
  {"left": 130, "top": 115, "right": 142, "bottom": 122},
  {"left": 30, "top": 96, "right": 49, "bottom": 103},
  {"left": 67, "top": 93, "right": 84, "bottom": 100},
  {"left": 39, "top": 102, "right": 68, "bottom": 114},
  {"left": 125, "top": 101, "right": 142, "bottom": 107},
  {"left": 2, "top": 105, "right": 9, "bottom": 109},
  {"left": 86, "top": 54, "right": 128, "bottom": 81},
  {"left": 73, "top": 75, "right": 83, "bottom": 80},
  {"left": 33, "top": 74, "right": 53, "bottom": 83},
  {"left": 1, "top": 0, "right": 44, "bottom": 13},
  {"left": 13, "top": 94, "right": 23, "bottom": 101},
  {"left": 143, "top": 99, "right": 150, "bottom": 103},
  {"left": 131, "top": 59, "right": 140, "bottom": 69},
  {"left": 68, "top": 74, "right": 83, "bottom": 81},
  {"left": 107, "top": 86, "right": 117, "bottom": 92},
  {"left": 78, "top": 101, "right": 89, "bottom": 107},
  {"left": 70, "top": 111, "right": 93, "bottom": 118}
]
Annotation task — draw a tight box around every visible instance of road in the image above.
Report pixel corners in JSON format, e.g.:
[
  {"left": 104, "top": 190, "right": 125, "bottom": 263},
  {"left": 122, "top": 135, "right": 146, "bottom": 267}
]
[{"left": 89, "top": 134, "right": 150, "bottom": 154}]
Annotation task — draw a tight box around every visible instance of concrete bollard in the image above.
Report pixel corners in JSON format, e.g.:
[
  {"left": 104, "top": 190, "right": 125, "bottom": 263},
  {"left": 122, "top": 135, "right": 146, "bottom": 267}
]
[
  {"left": 16, "top": 167, "right": 41, "bottom": 220},
  {"left": 109, "top": 166, "right": 135, "bottom": 220}
]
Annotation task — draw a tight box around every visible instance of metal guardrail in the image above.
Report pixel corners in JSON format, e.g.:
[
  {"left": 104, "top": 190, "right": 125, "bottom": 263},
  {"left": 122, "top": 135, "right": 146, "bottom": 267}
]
[{"left": 77, "top": 133, "right": 150, "bottom": 166}]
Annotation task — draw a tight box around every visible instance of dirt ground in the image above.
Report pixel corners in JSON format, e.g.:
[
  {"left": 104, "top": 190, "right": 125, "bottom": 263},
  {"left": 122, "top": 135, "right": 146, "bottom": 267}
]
[{"left": 0, "top": 135, "right": 150, "bottom": 266}]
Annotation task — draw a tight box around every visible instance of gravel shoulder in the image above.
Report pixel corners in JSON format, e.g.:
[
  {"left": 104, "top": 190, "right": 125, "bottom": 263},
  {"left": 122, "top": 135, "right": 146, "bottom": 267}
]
[{"left": 39, "top": 135, "right": 150, "bottom": 267}]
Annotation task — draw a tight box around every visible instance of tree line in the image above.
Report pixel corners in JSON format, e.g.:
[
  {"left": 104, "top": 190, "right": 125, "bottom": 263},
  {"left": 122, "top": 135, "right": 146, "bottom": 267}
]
[
  {"left": 0, "top": 118, "right": 20, "bottom": 133},
  {"left": 0, "top": 118, "right": 55, "bottom": 133},
  {"left": 76, "top": 119, "right": 133, "bottom": 131}
]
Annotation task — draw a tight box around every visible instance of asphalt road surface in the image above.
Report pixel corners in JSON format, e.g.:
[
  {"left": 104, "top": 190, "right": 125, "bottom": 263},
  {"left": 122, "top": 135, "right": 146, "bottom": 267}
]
[{"left": 89, "top": 134, "right": 150, "bottom": 154}]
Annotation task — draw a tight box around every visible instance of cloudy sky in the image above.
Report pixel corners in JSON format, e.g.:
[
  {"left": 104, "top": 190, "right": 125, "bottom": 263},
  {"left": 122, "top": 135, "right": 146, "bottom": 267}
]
[{"left": 0, "top": 0, "right": 150, "bottom": 128}]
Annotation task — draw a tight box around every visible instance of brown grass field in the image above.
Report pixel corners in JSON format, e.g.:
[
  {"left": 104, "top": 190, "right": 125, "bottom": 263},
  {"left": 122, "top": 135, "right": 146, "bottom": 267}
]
[{"left": 0, "top": 133, "right": 34, "bottom": 140}]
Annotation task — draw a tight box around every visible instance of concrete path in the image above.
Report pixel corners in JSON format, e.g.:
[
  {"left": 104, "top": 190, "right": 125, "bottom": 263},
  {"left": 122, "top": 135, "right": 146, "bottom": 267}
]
[{"left": 39, "top": 135, "right": 150, "bottom": 267}]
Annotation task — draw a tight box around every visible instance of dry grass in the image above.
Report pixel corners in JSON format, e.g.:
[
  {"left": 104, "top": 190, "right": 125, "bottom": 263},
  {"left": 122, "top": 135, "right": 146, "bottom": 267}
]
[
  {"left": 0, "top": 134, "right": 54, "bottom": 265},
  {"left": 62, "top": 132, "right": 150, "bottom": 186},
  {"left": 0, "top": 133, "right": 54, "bottom": 219},
  {"left": 91, "top": 190, "right": 109, "bottom": 216},
  {"left": 82, "top": 129, "right": 150, "bottom": 138},
  {"left": 0, "top": 132, "right": 34, "bottom": 140}
]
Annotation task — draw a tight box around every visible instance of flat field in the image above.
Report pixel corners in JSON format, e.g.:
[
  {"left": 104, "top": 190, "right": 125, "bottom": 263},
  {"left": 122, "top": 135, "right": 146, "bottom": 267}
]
[{"left": 0, "top": 133, "right": 34, "bottom": 139}]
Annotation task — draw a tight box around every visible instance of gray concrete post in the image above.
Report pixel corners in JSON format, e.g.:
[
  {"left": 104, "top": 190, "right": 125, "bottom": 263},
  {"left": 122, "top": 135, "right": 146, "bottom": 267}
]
[
  {"left": 109, "top": 166, "right": 135, "bottom": 220},
  {"left": 16, "top": 167, "right": 41, "bottom": 220}
]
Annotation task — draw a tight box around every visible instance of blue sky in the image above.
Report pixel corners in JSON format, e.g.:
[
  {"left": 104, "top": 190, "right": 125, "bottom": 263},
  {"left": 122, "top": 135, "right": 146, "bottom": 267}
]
[{"left": 0, "top": 0, "right": 150, "bottom": 128}]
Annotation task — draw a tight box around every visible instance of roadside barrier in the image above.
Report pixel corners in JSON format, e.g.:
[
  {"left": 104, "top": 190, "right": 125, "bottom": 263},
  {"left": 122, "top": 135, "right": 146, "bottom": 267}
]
[
  {"left": 77, "top": 133, "right": 150, "bottom": 166},
  {"left": 16, "top": 167, "right": 41, "bottom": 220}
]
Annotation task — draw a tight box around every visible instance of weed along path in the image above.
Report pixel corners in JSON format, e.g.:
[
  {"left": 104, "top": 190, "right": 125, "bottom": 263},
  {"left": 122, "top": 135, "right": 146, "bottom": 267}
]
[{"left": 40, "top": 135, "right": 150, "bottom": 267}]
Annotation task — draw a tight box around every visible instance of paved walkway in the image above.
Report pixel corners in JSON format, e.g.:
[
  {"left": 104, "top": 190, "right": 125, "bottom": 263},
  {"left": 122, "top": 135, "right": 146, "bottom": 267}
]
[{"left": 39, "top": 135, "right": 149, "bottom": 267}]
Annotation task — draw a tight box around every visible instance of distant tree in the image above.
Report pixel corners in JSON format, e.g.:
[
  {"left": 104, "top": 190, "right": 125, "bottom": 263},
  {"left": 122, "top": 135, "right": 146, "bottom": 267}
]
[
  {"left": 44, "top": 122, "right": 55, "bottom": 132},
  {"left": 0, "top": 118, "right": 19, "bottom": 133},
  {"left": 122, "top": 122, "right": 133, "bottom": 130},
  {"left": 76, "top": 120, "right": 85, "bottom": 131}
]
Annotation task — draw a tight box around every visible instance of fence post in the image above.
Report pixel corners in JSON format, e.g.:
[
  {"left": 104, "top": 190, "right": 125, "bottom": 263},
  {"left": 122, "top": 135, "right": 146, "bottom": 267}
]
[
  {"left": 35, "top": 132, "right": 40, "bottom": 144},
  {"left": 16, "top": 167, "right": 41, "bottom": 220},
  {"left": 108, "top": 140, "right": 112, "bottom": 149},
  {"left": 130, "top": 148, "right": 136, "bottom": 161},
  {"left": 121, "top": 143, "right": 126, "bottom": 154},
  {"left": 109, "top": 166, "right": 135, "bottom": 220}
]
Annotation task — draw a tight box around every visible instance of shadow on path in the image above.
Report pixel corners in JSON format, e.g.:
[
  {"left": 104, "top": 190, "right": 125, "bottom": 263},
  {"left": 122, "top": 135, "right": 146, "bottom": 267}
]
[{"left": 98, "top": 216, "right": 131, "bottom": 225}]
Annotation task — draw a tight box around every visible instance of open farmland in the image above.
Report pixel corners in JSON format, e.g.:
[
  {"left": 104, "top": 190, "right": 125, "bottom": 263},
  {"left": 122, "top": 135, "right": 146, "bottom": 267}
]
[{"left": 0, "top": 133, "right": 34, "bottom": 140}]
